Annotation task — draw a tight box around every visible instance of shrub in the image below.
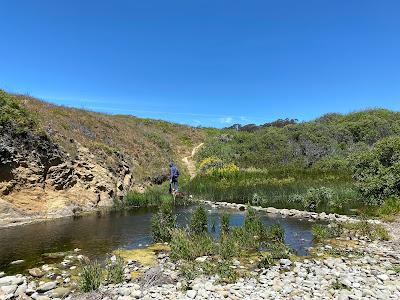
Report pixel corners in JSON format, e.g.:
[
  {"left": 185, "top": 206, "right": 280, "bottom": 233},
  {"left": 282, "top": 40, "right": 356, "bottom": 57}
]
[
  {"left": 151, "top": 201, "right": 176, "bottom": 242},
  {"left": 106, "top": 256, "right": 125, "bottom": 284},
  {"left": 302, "top": 187, "right": 334, "bottom": 211},
  {"left": 267, "top": 224, "right": 284, "bottom": 243},
  {"left": 80, "top": 260, "right": 103, "bottom": 292},
  {"left": 311, "top": 224, "right": 330, "bottom": 241},
  {"left": 352, "top": 136, "right": 400, "bottom": 205},
  {"left": 199, "top": 156, "right": 224, "bottom": 173},
  {"left": 190, "top": 206, "right": 208, "bottom": 235},
  {"left": 218, "top": 235, "right": 238, "bottom": 260},
  {"left": 170, "top": 229, "right": 215, "bottom": 260}
]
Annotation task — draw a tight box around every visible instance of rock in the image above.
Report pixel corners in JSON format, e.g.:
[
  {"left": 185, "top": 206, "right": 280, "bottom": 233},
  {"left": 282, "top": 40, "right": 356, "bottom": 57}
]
[
  {"left": 37, "top": 281, "right": 57, "bottom": 292},
  {"left": 377, "top": 274, "right": 389, "bottom": 281},
  {"left": 0, "top": 272, "right": 4, "bottom": 278},
  {"left": 186, "top": 290, "right": 197, "bottom": 299},
  {"left": 131, "top": 290, "right": 142, "bottom": 298},
  {"left": 36, "top": 296, "right": 51, "bottom": 300},
  {"left": 0, "top": 285, "right": 17, "bottom": 294},
  {"left": 28, "top": 268, "right": 44, "bottom": 278},
  {"left": 9, "top": 260, "right": 24, "bottom": 265},
  {"left": 195, "top": 256, "right": 208, "bottom": 263},
  {"left": 0, "top": 276, "right": 24, "bottom": 287},
  {"left": 50, "top": 287, "right": 71, "bottom": 298},
  {"left": 15, "top": 283, "right": 27, "bottom": 295},
  {"left": 279, "top": 259, "right": 292, "bottom": 266},
  {"left": 119, "top": 287, "right": 130, "bottom": 296}
]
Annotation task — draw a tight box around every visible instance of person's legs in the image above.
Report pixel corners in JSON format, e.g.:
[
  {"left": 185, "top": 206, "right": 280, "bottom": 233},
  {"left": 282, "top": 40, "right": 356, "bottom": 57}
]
[{"left": 172, "top": 178, "right": 179, "bottom": 192}]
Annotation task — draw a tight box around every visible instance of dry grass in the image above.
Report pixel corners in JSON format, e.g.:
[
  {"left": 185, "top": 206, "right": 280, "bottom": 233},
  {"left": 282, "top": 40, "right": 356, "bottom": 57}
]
[{"left": 14, "top": 94, "right": 206, "bottom": 180}]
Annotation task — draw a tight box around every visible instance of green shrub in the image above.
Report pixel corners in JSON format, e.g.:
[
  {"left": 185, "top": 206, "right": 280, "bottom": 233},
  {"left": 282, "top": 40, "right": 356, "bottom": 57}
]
[
  {"left": 302, "top": 187, "right": 334, "bottom": 212},
  {"left": 106, "top": 256, "right": 124, "bottom": 284},
  {"left": 218, "top": 235, "right": 238, "bottom": 260},
  {"left": 352, "top": 136, "right": 400, "bottom": 205},
  {"left": 190, "top": 206, "right": 208, "bottom": 235},
  {"left": 151, "top": 201, "right": 176, "bottom": 242},
  {"left": 79, "top": 260, "right": 103, "bottom": 292},
  {"left": 267, "top": 224, "right": 284, "bottom": 243},
  {"left": 258, "top": 253, "right": 274, "bottom": 269},
  {"left": 311, "top": 224, "right": 330, "bottom": 241},
  {"left": 170, "top": 230, "right": 215, "bottom": 260}
]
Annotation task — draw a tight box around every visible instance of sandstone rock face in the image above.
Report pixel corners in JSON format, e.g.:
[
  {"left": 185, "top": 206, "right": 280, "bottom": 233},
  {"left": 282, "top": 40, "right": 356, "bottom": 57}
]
[{"left": 0, "top": 127, "right": 134, "bottom": 226}]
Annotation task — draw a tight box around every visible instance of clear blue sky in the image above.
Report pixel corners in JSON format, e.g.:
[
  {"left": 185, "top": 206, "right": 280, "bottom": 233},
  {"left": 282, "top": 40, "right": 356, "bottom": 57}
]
[{"left": 1, "top": 1, "right": 400, "bottom": 127}]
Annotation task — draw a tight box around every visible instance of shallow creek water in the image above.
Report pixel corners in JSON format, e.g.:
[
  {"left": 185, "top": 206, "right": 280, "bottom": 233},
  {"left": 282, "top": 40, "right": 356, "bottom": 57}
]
[{"left": 0, "top": 205, "right": 319, "bottom": 274}]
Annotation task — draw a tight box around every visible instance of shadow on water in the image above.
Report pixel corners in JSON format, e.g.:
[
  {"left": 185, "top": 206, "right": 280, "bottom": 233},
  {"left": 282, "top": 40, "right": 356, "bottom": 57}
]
[{"left": 0, "top": 205, "right": 319, "bottom": 274}]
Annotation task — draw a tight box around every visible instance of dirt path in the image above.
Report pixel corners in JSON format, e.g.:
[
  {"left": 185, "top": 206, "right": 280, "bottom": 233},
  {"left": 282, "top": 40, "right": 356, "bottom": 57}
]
[{"left": 182, "top": 143, "right": 204, "bottom": 179}]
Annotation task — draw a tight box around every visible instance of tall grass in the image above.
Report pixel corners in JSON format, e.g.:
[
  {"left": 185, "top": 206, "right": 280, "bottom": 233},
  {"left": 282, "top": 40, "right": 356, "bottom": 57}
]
[
  {"left": 185, "top": 169, "right": 361, "bottom": 214},
  {"left": 79, "top": 261, "right": 103, "bottom": 292}
]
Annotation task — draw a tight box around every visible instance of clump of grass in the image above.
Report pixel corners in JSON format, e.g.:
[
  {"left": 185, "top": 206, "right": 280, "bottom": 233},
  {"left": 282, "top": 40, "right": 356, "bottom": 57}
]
[
  {"left": 312, "top": 221, "right": 390, "bottom": 241},
  {"left": 190, "top": 206, "right": 208, "bottom": 235},
  {"left": 331, "top": 279, "right": 351, "bottom": 290},
  {"left": 220, "top": 212, "right": 230, "bottom": 234},
  {"left": 80, "top": 260, "right": 103, "bottom": 292},
  {"left": 151, "top": 200, "right": 177, "bottom": 242},
  {"left": 362, "top": 197, "right": 400, "bottom": 221},
  {"left": 106, "top": 256, "right": 125, "bottom": 284},
  {"left": 170, "top": 229, "right": 215, "bottom": 260},
  {"left": 342, "top": 221, "right": 390, "bottom": 241}
]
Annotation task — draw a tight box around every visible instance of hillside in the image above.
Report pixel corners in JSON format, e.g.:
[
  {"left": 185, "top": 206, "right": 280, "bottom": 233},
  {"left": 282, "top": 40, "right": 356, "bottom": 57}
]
[
  {"left": 197, "top": 109, "right": 400, "bottom": 170},
  {"left": 0, "top": 90, "right": 206, "bottom": 225}
]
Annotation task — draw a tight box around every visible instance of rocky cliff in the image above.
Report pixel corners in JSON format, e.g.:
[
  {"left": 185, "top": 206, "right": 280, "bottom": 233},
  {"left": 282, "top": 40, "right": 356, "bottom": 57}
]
[{"left": 0, "top": 91, "right": 205, "bottom": 226}]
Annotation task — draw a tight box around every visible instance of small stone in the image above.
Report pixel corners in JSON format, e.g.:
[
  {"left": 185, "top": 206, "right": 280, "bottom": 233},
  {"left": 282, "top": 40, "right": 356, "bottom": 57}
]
[
  {"left": 28, "top": 268, "right": 44, "bottom": 278},
  {"left": 10, "top": 260, "right": 24, "bottom": 265},
  {"left": 186, "top": 289, "right": 197, "bottom": 299},
  {"left": 377, "top": 274, "right": 389, "bottom": 281},
  {"left": 195, "top": 256, "right": 208, "bottom": 263},
  {"left": 0, "top": 272, "right": 4, "bottom": 278},
  {"left": 37, "top": 281, "right": 57, "bottom": 292},
  {"left": 50, "top": 287, "right": 71, "bottom": 298}
]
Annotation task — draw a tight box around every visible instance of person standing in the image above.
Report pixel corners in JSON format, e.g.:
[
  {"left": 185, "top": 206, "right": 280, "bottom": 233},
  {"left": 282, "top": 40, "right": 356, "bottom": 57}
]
[{"left": 169, "top": 161, "right": 180, "bottom": 193}]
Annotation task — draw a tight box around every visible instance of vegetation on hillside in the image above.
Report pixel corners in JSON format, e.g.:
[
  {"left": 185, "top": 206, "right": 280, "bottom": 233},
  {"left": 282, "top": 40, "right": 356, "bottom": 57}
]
[
  {"left": 190, "top": 109, "right": 400, "bottom": 215},
  {"left": 9, "top": 91, "right": 206, "bottom": 180}
]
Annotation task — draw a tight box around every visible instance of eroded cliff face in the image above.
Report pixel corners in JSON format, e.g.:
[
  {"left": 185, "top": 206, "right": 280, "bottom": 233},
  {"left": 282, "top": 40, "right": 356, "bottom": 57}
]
[{"left": 0, "top": 126, "right": 133, "bottom": 226}]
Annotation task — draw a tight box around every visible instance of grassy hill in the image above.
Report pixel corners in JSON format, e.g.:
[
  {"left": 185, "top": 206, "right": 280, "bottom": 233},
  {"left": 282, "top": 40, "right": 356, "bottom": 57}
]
[{"left": 12, "top": 92, "right": 206, "bottom": 181}]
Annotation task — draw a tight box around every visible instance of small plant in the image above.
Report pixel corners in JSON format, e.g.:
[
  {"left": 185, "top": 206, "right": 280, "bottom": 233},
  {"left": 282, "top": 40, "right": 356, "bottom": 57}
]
[
  {"left": 218, "top": 235, "right": 238, "bottom": 260},
  {"left": 170, "top": 229, "right": 215, "bottom": 260},
  {"left": 151, "top": 200, "right": 176, "bottom": 242},
  {"left": 214, "top": 261, "right": 238, "bottom": 283},
  {"left": 220, "top": 212, "right": 230, "bottom": 234},
  {"left": 331, "top": 279, "right": 351, "bottom": 290},
  {"left": 312, "top": 224, "right": 330, "bottom": 241},
  {"left": 80, "top": 260, "right": 103, "bottom": 292},
  {"left": 190, "top": 206, "right": 208, "bottom": 235},
  {"left": 267, "top": 224, "right": 284, "bottom": 243},
  {"left": 106, "top": 256, "right": 125, "bottom": 284},
  {"left": 258, "top": 253, "right": 274, "bottom": 269}
]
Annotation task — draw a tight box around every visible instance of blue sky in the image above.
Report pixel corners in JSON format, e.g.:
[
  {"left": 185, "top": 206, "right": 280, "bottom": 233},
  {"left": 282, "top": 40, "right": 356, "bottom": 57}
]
[{"left": 1, "top": 0, "right": 400, "bottom": 127}]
